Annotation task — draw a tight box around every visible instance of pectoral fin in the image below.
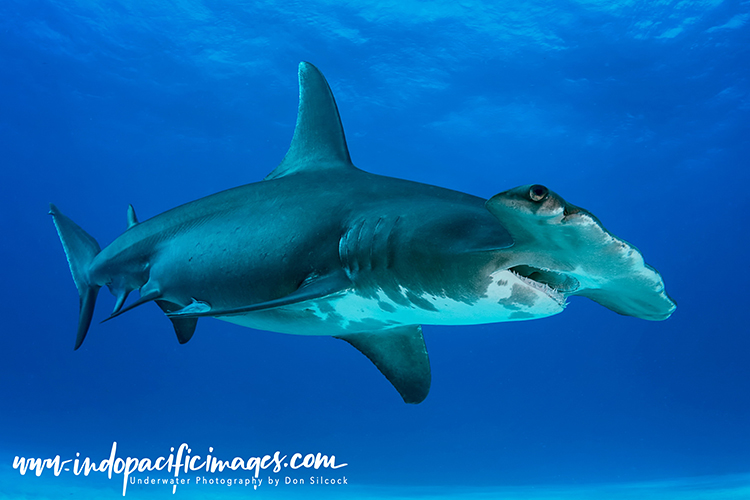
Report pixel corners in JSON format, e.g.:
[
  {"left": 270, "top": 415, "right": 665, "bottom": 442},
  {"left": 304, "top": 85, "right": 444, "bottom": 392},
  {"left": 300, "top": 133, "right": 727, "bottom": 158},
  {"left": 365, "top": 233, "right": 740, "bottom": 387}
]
[{"left": 336, "top": 325, "right": 431, "bottom": 404}]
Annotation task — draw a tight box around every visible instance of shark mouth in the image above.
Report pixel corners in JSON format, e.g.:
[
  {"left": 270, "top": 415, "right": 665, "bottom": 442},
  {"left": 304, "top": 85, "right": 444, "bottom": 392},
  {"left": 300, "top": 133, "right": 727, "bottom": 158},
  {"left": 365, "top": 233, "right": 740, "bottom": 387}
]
[{"left": 509, "top": 265, "right": 580, "bottom": 305}]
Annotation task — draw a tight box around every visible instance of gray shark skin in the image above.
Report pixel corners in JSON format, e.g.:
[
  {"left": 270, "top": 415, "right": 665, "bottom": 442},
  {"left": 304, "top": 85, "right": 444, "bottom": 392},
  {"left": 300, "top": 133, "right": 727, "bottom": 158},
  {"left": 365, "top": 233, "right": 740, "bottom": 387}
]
[{"left": 51, "top": 62, "right": 676, "bottom": 404}]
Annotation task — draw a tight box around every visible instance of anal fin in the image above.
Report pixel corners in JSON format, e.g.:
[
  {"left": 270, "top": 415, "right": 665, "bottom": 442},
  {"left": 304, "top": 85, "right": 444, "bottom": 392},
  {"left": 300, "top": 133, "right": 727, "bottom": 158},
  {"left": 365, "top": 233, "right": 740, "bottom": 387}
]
[
  {"left": 156, "top": 300, "right": 198, "bottom": 344},
  {"left": 335, "top": 325, "right": 431, "bottom": 404}
]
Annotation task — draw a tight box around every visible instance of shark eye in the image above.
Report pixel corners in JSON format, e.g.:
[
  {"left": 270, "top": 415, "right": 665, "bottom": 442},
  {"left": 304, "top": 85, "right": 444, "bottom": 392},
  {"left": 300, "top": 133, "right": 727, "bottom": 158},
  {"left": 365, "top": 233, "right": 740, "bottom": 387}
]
[{"left": 529, "top": 184, "right": 548, "bottom": 202}]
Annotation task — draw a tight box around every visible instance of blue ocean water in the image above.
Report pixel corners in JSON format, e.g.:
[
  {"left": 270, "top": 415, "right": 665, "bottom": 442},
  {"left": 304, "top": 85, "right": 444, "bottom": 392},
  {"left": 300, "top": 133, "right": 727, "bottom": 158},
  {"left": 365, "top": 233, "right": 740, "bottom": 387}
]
[{"left": 1, "top": 0, "right": 748, "bottom": 498}]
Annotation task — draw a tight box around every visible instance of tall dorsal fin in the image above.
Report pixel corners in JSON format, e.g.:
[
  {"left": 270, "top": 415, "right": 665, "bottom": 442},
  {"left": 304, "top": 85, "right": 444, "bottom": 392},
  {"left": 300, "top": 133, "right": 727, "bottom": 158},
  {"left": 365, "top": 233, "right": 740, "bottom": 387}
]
[{"left": 265, "top": 62, "right": 356, "bottom": 180}]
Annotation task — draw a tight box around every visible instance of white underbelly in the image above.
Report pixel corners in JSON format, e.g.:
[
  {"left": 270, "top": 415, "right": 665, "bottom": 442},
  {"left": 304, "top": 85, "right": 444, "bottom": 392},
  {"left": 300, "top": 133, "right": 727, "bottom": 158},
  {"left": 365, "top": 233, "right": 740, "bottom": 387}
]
[{"left": 218, "top": 270, "right": 565, "bottom": 336}]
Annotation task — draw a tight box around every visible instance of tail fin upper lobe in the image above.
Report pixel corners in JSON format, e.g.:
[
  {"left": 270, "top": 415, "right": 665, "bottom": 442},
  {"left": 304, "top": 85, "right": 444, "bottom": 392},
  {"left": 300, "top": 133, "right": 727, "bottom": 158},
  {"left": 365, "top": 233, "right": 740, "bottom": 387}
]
[{"left": 49, "top": 204, "right": 101, "bottom": 350}]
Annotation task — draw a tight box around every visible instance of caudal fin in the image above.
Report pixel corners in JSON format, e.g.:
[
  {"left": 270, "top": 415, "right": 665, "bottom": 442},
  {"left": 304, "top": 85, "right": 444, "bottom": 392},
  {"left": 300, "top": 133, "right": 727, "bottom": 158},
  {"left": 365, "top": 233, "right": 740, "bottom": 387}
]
[{"left": 49, "top": 204, "right": 102, "bottom": 350}]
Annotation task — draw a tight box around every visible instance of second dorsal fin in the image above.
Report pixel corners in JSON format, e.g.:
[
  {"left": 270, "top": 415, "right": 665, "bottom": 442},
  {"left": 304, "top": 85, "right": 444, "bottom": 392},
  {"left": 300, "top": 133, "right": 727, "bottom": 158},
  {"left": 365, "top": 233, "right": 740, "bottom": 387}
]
[
  {"left": 265, "top": 62, "right": 356, "bottom": 181},
  {"left": 126, "top": 204, "right": 139, "bottom": 229}
]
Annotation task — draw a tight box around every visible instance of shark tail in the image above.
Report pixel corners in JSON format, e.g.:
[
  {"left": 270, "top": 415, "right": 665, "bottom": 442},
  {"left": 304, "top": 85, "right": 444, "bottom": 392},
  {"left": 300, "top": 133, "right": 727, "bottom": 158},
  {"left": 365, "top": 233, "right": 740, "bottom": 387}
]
[{"left": 49, "top": 203, "right": 102, "bottom": 350}]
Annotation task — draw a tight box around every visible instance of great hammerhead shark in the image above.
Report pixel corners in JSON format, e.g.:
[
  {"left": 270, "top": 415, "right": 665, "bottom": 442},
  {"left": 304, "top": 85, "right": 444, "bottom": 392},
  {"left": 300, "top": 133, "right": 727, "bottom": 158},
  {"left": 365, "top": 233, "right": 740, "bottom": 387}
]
[{"left": 51, "top": 62, "right": 675, "bottom": 403}]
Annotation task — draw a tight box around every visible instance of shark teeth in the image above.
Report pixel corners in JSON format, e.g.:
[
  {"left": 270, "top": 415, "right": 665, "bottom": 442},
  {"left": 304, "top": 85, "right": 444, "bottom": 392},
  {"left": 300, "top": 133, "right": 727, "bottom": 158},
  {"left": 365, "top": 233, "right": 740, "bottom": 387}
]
[{"left": 509, "top": 268, "right": 568, "bottom": 307}]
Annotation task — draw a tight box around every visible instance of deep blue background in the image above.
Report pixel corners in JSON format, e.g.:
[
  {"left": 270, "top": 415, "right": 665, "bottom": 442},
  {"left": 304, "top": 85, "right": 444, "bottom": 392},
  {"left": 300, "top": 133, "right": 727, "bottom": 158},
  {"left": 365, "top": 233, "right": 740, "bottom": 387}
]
[{"left": 1, "top": 0, "right": 748, "bottom": 495}]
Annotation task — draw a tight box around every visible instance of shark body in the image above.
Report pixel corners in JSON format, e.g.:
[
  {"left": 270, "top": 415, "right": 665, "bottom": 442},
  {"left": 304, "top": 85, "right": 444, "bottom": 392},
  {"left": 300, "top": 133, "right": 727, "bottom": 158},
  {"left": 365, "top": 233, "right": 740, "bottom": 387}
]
[{"left": 51, "top": 62, "right": 675, "bottom": 403}]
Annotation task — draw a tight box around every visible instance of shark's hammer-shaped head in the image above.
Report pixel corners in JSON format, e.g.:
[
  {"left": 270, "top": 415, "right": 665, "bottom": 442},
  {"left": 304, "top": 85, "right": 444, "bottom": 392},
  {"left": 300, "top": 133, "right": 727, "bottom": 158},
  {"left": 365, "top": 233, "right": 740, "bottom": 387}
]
[{"left": 486, "top": 184, "right": 676, "bottom": 321}]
